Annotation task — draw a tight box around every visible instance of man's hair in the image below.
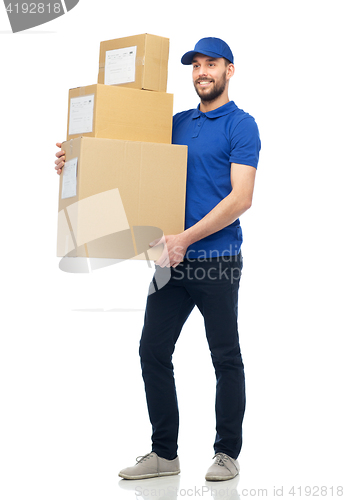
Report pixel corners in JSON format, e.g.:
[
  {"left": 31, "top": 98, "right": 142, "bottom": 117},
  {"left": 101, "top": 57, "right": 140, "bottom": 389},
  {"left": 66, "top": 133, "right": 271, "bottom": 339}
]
[{"left": 224, "top": 57, "right": 232, "bottom": 66}]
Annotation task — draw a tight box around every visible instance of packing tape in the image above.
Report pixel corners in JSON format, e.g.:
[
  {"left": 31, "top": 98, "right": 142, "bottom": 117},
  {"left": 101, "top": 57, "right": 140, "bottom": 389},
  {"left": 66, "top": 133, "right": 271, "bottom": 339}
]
[{"left": 78, "top": 87, "right": 86, "bottom": 96}]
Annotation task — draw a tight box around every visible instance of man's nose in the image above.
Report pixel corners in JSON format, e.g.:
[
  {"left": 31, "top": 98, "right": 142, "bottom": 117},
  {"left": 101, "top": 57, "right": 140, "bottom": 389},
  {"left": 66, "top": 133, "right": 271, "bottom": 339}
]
[{"left": 197, "top": 65, "right": 208, "bottom": 77}]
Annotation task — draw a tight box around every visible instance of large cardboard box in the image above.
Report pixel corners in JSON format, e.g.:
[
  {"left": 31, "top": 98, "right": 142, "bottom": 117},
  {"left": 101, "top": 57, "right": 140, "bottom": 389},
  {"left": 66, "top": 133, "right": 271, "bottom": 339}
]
[
  {"left": 67, "top": 84, "right": 173, "bottom": 143},
  {"left": 57, "top": 137, "right": 188, "bottom": 261},
  {"left": 98, "top": 33, "right": 169, "bottom": 92}
]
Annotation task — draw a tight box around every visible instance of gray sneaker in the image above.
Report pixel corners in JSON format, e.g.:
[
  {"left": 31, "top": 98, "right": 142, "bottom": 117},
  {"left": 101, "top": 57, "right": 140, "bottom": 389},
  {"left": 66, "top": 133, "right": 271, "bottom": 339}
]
[
  {"left": 205, "top": 452, "right": 240, "bottom": 481},
  {"left": 118, "top": 452, "right": 180, "bottom": 480}
]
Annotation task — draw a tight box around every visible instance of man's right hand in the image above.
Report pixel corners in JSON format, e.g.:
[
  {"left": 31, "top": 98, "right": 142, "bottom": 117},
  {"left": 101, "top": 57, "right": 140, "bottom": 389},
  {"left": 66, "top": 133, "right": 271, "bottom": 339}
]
[{"left": 55, "top": 142, "right": 65, "bottom": 175}]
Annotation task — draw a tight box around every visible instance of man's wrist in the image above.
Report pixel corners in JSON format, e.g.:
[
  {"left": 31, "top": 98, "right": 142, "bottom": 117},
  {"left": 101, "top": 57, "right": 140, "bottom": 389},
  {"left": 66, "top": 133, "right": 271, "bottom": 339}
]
[{"left": 180, "top": 228, "right": 195, "bottom": 248}]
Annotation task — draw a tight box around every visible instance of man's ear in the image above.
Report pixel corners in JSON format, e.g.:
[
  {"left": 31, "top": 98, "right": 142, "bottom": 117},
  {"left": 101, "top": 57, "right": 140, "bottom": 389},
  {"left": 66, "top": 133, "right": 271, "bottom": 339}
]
[{"left": 227, "top": 63, "right": 235, "bottom": 80}]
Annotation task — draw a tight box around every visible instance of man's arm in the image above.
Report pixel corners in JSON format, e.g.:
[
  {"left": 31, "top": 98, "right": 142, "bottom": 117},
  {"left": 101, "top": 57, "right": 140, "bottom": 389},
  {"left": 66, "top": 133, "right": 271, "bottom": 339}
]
[
  {"left": 153, "top": 163, "right": 256, "bottom": 267},
  {"left": 183, "top": 163, "right": 256, "bottom": 245}
]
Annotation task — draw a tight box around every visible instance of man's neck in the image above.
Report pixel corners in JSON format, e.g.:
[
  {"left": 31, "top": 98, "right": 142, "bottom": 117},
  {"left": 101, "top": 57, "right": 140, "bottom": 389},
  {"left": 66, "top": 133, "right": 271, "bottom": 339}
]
[{"left": 199, "top": 94, "right": 230, "bottom": 113}]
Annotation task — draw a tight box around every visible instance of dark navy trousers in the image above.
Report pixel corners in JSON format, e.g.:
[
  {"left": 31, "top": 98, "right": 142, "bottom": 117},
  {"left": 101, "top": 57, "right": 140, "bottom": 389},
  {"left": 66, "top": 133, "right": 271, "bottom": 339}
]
[{"left": 139, "top": 254, "right": 245, "bottom": 460}]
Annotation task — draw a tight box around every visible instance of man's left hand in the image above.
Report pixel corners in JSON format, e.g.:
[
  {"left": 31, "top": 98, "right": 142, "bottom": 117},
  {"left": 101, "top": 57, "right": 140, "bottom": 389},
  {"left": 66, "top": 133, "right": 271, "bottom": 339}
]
[{"left": 149, "top": 233, "right": 189, "bottom": 268}]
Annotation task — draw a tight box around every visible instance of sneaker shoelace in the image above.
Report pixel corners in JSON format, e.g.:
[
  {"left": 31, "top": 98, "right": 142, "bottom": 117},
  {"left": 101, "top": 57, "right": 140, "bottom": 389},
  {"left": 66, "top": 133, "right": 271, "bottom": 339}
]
[
  {"left": 213, "top": 453, "right": 229, "bottom": 467},
  {"left": 213, "top": 453, "right": 239, "bottom": 473},
  {"left": 136, "top": 453, "right": 153, "bottom": 464}
]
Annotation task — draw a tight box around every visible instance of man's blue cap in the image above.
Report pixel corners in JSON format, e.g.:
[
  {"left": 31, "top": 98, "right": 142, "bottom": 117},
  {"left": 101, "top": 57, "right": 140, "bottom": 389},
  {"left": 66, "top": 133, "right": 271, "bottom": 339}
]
[{"left": 181, "top": 37, "right": 234, "bottom": 65}]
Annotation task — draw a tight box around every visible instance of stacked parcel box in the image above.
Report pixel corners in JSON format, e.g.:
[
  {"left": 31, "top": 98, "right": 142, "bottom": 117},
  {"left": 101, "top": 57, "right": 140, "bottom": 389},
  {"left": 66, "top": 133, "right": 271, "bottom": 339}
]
[{"left": 57, "top": 34, "right": 188, "bottom": 263}]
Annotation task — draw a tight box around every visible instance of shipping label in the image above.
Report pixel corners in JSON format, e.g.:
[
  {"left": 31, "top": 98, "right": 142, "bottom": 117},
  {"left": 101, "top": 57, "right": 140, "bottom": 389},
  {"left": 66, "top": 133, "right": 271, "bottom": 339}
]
[
  {"left": 68, "top": 94, "right": 94, "bottom": 136},
  {"left": 104, "top": 46, "right": 137, "bottom": 86}
]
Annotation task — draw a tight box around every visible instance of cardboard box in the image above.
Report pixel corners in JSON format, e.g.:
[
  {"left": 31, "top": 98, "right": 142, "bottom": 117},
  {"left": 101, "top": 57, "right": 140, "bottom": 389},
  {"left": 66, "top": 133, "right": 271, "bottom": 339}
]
[
  {"left": 67, "top": 84, "right": 173, "bottom": 143},
  {"left": 57, "top": 137, "right": 188, "bottom": 261},
  {"left": 98, "top": 33, "right": 169, "bottom": 92}
]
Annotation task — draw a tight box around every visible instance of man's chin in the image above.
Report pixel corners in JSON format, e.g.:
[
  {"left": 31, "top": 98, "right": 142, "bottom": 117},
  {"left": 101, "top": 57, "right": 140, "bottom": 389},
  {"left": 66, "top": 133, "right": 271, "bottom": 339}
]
[
  {"left": 195, "top": 89, "right": 219, "bottom": 103},
  {"left": 195, "top": 86, "right": 214, "bottom": 100}
]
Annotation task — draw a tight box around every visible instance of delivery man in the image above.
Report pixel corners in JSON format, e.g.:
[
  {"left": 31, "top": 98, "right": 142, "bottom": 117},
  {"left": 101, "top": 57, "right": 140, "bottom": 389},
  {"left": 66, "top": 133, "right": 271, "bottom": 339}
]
[{"left": 55, "top": 37, "right": 261, "bottom": 482}]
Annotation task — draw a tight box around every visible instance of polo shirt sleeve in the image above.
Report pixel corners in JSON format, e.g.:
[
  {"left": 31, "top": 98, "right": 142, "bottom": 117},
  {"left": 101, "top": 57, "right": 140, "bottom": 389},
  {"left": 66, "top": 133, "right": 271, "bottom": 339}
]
[{"left": 229, "top": 116, "right": 261, "bottom": 169}]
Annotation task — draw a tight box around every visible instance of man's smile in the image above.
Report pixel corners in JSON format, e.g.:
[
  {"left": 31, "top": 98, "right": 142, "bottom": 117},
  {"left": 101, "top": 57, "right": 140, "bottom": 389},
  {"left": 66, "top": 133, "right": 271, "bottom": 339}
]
[{"left": 196, "top": 79, "right": 214, "bottom": 87}]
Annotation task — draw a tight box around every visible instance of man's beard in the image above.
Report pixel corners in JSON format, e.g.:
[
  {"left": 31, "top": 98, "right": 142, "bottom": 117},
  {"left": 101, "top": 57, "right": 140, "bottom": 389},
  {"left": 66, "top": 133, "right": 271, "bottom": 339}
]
[{"left": 193, "top": 71, "right": 227, "bottom": 103}]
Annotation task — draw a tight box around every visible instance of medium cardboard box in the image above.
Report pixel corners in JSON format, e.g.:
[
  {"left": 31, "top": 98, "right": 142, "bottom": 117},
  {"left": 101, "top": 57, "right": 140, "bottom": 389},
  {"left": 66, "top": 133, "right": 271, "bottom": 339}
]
[
  {"left": 57, "top": 137, "right": 188, "bottom": 261},
  {"left": 67, "top": 84, "right": 173, "bottom": 143},
  {"left": 98, "top": 33, "right": 169, "bottom": 92}
]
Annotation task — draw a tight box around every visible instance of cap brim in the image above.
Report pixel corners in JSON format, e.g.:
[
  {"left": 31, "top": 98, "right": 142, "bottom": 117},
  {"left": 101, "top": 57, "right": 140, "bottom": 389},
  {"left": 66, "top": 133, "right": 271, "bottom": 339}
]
[{"left": 181, "top": 49, "right": 226, "bottom": 65}]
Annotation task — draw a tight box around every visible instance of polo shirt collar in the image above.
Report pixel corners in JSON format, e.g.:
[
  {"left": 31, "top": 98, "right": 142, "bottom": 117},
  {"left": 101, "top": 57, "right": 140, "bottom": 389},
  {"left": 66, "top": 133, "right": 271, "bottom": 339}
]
[{"left": 192, "top": 100, "right": 237, "bottom": 119}]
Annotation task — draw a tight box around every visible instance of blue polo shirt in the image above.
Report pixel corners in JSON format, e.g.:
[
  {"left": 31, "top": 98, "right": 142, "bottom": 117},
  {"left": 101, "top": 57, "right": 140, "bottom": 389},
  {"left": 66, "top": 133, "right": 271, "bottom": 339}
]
[{"left": 172, "top": 100, "right": 261, "bottom": 258}]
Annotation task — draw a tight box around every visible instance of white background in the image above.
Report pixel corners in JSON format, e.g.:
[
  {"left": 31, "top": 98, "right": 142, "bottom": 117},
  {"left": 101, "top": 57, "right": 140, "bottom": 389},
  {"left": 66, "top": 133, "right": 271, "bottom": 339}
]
[{"left": 0, "top": 1, "right": 344, "bottom": 499}]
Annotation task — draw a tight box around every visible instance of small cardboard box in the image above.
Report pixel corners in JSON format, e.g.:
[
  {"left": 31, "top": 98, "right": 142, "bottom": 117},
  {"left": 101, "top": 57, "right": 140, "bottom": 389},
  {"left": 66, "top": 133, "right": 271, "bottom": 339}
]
[
  {"left": 57, "top": 137, "right": 188, "bottom": 261},
  {"left": 98, "top": 33, "right": 169, "bottom": 92},
  {"left": 67, "top": 84, "right": 173, "bottom": 143}
]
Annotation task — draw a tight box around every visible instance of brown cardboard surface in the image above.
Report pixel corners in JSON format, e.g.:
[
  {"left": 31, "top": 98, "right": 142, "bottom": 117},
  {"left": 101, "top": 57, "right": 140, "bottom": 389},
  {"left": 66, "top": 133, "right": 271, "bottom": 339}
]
[
  {"left": 98, "top": 33, "right": 169, "bottom": 91},
  {"left": 66, "top": 84, "right": 173, "bottom": 143},
  {"left": 57, "top": 137, "right": 187, "bottom": 261}
]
